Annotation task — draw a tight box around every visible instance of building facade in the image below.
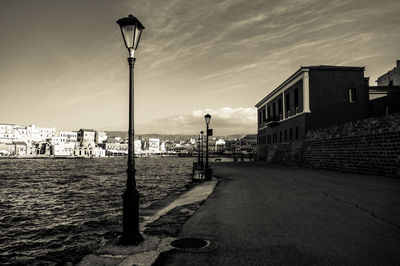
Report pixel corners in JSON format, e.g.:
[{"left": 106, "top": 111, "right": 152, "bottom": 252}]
[
  {"left": 376, "top": 60, "right": 400, "bottom": 86},
  {"left": 0, "top": 123, "right": 15, "bottom": 143},
  {"left": 77, "top": 129, "right": 96, "bottom": 148},
  {"left": 370, "top": 60, "right": 400, "bottom": 116},
  {"left": 149, "top": 138, "right": 160, "bottom": 153},
  {"left": 256, "top": 65, "right": 369, "bottom": 146},
  {"left": 95, "top": 131, "right": 107, "bottom": 144}
]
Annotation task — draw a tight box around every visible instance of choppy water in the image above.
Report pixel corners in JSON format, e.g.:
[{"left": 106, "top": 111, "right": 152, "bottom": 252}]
[{"left": 0, "top": 157, "right": 194, "bottom": 265}]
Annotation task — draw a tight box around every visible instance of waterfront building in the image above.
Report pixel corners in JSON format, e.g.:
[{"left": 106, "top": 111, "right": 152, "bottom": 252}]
[
  {"left": 215, "top": 138, "right": 226, "bottom": 153},
  {"left": 13, "top": 125, "right": 28, "bottom": 142},
  {"left": 0, "top": 142, "right": 9, "bottom": 156},
  {"left": 149, "top": 138, "right": 160, "bottom": 153},
  {"left": 240, "top": 134, "right": 257, "bottom": 152},
  {"left": 0, "top": 123, "right": 15, "bottom": 143},
  {"left": 255, "top": 65, "right": 369, "bottom": 145},
  {"left": 11, "top": 141, "right": 28, "bottom": 156},
  {"left": 58, "top": 131, "right": 78, "bottom": 142},
  {"left": 52, "top": 142, "right": 77, "bottom": 156},
  {"left": 73, "top": 146, "right": 93, "bottom": 157},
  {"left": 27, "top": 125, "right": 56, "bottom": 142},
  {"left": 105, "top": 142, "right": 128, "bottom": 156},
  {"left": 134, "top": 139, "right": 142, "bottom": 154},
  {"left": 95, "top": 131, "right": 107, "bottom": 144},
  {"left": 160, "top": 141, "right": 166, "bottom": 152},
  {"left": 51, "top": 131, "right": 78, "bottom": 156},
  {"left": 77, "top": 129, "right": 96, "bottom": 148}
]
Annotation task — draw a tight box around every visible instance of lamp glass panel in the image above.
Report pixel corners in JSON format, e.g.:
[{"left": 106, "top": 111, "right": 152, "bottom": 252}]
[
  {"left": 121, "top": 25, "right": 136, "bottom": 49},
  {"left": 134, "top": 27, "right": 142, "bottom": 49},
  {"left": 205, "top": 115, "right": 211, "bottom": 125}
]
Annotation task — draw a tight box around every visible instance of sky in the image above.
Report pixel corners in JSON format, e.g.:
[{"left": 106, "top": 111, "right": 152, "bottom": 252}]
[{"left": 0, "top": 0, "right": 399, "bottom": 135}]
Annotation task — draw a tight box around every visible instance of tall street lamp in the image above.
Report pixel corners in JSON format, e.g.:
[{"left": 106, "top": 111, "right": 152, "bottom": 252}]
[
  {"left": 204, "top": 114, "right": 212, "bottom": 180},
  {"left": 116, "top": 14, "right": 145, "bottom": 245}
]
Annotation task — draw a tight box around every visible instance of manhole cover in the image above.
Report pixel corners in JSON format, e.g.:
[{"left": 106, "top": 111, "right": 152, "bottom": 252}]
[{"left": 171, "top": 238, "right": 208, "bottom": 249}]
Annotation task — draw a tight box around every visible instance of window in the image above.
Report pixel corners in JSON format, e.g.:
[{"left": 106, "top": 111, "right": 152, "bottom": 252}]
[
  {"left": 272, "top": 102, "right": 276, "bottom": 119},
  {"left": 258, "top": 112, "right": 261, "bottom": 124},
  {"left": 284, "top": 130, "right": 287, "bottom": 141},
  {"left": 294, "top": 88, "right": 299, "bottom": 112},
  {"left": 279, "top": 131, "right": 282, "bottom": 142},
  {"left": 267, "top": 135, "right": 271, "bottom": 144},
  {"left": 267, "top": 106, "right": 271, "bottom": 119},
  {"left": 278, "top": 99, "right": 283, "bottom": 118},
  {"left": 263, "top": 108, "right": 266, "bottom": 122},
  {"left": 296, "top": 127, "right": 299, "bottom": 139},
  {"left": 290, "top": 128, "right": 292, "bottom": 140},
  {"left": 285, "top": 93, "right": 290, "bottom": 112},
  {"left": 348, "top": 88, "right": 356, "bottom": 102}
]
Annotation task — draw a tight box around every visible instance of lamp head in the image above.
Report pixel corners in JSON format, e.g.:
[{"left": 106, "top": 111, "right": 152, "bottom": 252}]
[
  {"left": 204, "top": 114, "right": 211, "bottom": 126},
  {"left": 117, "top": 14, "right": 145, "bottom": 58}
]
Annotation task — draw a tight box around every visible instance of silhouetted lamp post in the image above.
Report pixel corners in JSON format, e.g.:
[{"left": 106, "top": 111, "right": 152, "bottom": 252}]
[
  {"left": 197, "top": 133, "right": 201, "bottom": 166},
  {"left": 116, "top": 14, "right": 145, "bottom": 245},
  {"left": 200, "top": 130, "right": 204, "bottom": 169},
  {"left": 204, "top": 114, "right": 212, "bottom": 180}
]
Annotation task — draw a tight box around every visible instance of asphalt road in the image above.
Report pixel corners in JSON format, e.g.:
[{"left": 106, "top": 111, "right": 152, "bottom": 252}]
[{"left": 154, "top": 163, "right": 400, "bottom": 265}]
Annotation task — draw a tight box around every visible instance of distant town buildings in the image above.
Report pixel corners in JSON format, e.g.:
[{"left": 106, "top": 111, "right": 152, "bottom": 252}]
[{"left": 0, "top": 122, "right": 254, "bottom": 157}]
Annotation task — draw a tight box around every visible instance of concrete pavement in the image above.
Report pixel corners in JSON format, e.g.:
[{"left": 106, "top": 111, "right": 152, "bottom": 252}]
[
  {"left": 78, "top": 179, "right": 218, "bottom": 266},
  {"left": 154, "top": 163, "right": 400, "bottom": 265}
]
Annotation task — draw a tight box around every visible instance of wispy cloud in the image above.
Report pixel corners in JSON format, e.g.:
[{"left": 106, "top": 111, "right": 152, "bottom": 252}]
[{"left": 202, "top": 63, "right": 258, "bottom": 80}]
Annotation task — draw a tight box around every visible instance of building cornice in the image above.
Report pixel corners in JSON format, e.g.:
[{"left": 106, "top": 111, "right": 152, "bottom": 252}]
[{"left": 255, "top": 68, "right": 306, "bottom": 108}]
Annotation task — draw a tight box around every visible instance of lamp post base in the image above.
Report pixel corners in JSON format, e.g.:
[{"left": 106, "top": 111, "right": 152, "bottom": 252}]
[
  {"left": 120, "top": 188, "right": 144, "bottom": 245},
  {"left": 205, "top": 167, "right": 213, "bottom": 181}
]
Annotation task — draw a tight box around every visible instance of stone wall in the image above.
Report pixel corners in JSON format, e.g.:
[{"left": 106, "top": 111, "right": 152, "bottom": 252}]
[{"left": 260, "top": 113, "right": 400, "bottom": 177}]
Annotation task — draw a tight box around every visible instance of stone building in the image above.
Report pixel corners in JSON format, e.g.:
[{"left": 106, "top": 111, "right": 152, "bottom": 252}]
[{"left": 255, "top": 65, "right": 369, "bottom": 145}]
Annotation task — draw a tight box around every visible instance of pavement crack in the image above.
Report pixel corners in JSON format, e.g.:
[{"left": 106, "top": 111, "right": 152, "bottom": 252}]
[{"left": 320, "top": 191, "right": 400, "bottom": 231}]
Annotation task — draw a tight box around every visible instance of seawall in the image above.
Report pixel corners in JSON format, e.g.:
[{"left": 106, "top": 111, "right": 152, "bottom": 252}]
[{"left": 258, "top": 113, "right": 400, "bottom": 177}]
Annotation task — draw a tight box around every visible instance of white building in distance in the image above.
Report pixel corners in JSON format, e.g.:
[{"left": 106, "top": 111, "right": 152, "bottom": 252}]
[
  {"left": 95, "top": 131, "right": 107, "bottom": 144},
  {"left": 160, "top": 141, "right": 166, "bottom": 152},
  {"left": 149, "top": 138, "right": 160, "bottom": 153},
  {"left": 134, "top": 139, "right": 142, "bottom": 154},
  {"left": 0, "top": 123, "right": 15, "bottom": 143}
]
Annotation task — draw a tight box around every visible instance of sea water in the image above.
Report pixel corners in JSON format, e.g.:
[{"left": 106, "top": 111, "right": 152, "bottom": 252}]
[{"left": 0, "top": 157, "right": 194, "bottom": 265}]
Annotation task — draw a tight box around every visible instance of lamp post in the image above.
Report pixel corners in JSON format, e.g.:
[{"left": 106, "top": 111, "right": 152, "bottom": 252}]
[
  {"left": 200, "top": 130, "right": 204, "bottom": 169},
  {"left": 197, "top": 133, "right": 201, "bottom": 166},
  {"left": 116, "top": 14, "right": 145, "bottom": 245},
  {"left": 204, "top": 114, "right": 212, "bottom": 180}
]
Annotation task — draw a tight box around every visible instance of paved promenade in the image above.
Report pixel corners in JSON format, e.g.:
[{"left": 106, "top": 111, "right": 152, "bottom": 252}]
[{"left": 154, "top": 163, "right": 400, "bottom": 265}]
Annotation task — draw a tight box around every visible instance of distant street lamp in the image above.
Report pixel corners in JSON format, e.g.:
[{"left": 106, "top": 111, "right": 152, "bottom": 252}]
[
  {"left": 200, "top": 130, "right": 204, "bottom": 169},
  {"left": 116, "top": 14, "right": 145, "bottom": 245},
  {"left": 204, "top": 114, "right": 212, "bottom": 180},
  {"left": 197, "top": 133, "right": 201, "bottom": 166}
]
